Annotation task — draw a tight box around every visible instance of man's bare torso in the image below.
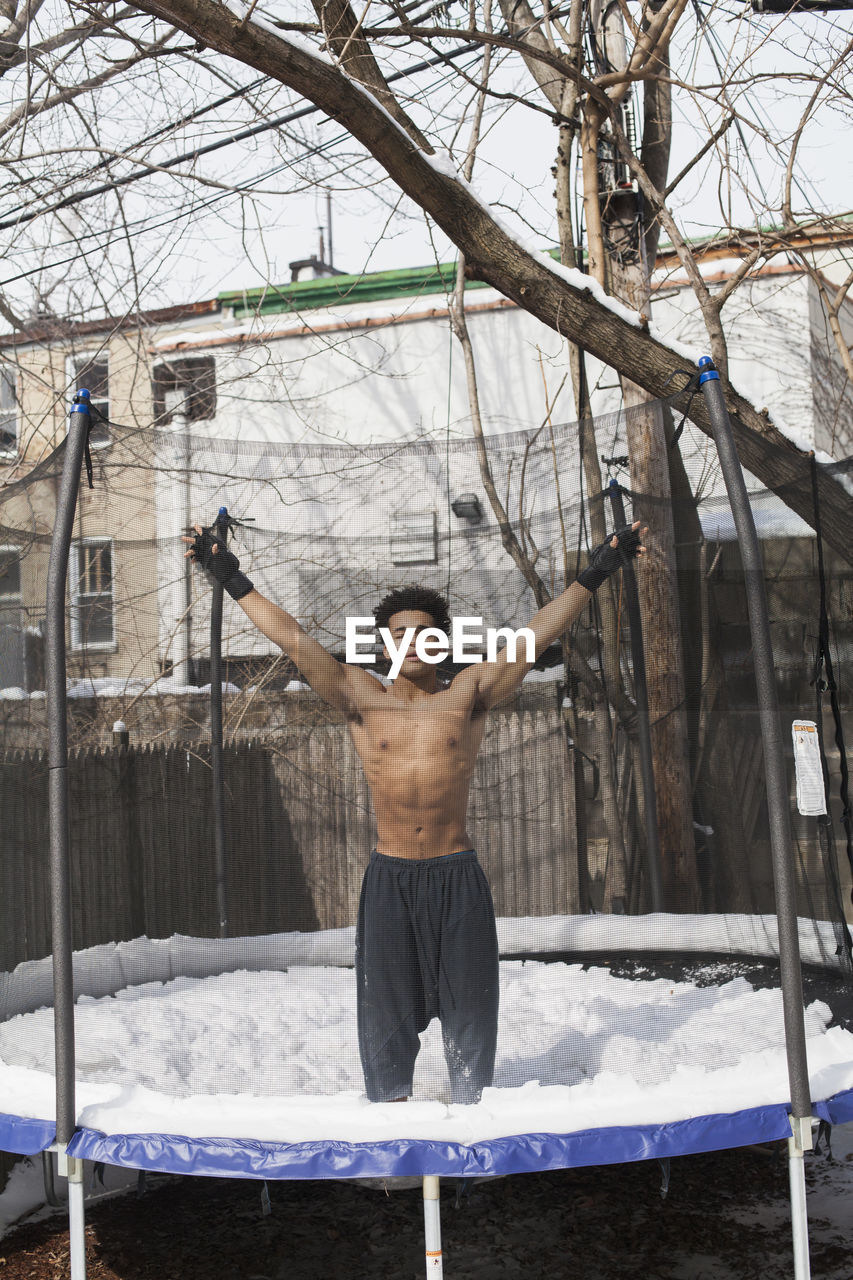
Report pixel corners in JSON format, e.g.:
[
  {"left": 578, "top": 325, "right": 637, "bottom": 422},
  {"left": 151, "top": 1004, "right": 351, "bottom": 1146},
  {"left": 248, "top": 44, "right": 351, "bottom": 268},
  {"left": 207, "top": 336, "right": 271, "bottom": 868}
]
[
  {"left": 346, "top": 672, "right": 487, "bottom": 859},
  {"left": 188, "top": 529, "right": 640, "bottom": 860}
]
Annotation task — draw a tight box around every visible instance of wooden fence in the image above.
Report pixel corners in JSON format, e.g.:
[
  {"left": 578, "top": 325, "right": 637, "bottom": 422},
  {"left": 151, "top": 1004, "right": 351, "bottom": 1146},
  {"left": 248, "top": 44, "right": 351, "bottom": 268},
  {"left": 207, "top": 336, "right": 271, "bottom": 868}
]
[
  {"left": 2, "top": 702, "right": 836, "bottom": 978},
  {"left": 0, "top": 708, "right": 579, "bottom": 972}
]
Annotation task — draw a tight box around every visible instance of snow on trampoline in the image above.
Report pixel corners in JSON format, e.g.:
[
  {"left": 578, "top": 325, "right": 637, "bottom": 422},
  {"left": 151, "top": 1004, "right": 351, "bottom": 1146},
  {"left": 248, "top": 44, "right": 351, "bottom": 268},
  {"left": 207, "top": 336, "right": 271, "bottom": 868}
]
[{"left": 3, "top": 955, "right": 853, "bottom": 1150}]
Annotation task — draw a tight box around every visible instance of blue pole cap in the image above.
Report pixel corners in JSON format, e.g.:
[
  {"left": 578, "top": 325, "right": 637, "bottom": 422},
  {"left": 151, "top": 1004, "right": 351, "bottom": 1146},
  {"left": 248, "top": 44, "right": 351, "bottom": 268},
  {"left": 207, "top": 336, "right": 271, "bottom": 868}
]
[
  {"left": 71, "top": 387, "right": 91, "bottom": 412},
  {"left": 697, "top": 356, "right": 719, "bottom": 384}
]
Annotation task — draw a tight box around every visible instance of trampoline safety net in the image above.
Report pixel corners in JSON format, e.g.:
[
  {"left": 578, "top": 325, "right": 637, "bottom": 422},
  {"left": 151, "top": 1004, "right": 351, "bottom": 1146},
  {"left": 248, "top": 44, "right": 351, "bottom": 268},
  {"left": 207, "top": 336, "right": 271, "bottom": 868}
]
[{"left": 1, "top": 394, "right": 852, "bottom": 1179}]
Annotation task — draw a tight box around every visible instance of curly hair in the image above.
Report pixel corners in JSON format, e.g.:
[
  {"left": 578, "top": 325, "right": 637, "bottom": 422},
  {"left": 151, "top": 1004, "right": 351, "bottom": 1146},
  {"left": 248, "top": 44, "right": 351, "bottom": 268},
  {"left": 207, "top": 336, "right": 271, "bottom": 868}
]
[{"left": 373, "top": 584, "right": 451, "bottom": 634}]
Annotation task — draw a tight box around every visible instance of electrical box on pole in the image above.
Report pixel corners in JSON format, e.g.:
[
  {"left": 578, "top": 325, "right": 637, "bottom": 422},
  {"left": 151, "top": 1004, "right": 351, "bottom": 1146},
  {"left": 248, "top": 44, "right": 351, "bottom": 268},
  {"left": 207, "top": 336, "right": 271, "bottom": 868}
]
[{"left": 752, "top": 0, "right": 853, "bottom": 12}]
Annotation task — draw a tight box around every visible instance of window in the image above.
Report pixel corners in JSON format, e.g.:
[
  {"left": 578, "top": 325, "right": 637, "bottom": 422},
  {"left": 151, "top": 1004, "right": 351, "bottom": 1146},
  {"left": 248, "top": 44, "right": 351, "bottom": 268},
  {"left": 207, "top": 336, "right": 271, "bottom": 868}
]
[
  {"left": 67, "top": 354, "right": 110, "bottom": 447},
  {"left": 0, "top": 547, "right": 21, "bottom": 615},
  {"left": 0, "top": 547, "right": 23, "bottom": 689},
  {"left": 152, "top": 357, "right": 216, "bottom": 424},
  {"left": 70, "top": 540, "right": 114, "bottom": 649},
  {"left": 0, "top": 367, "right": 17, "bottom": 456},
  {"left": 390, "top": 512, "right": 437, "bottom": 566}
]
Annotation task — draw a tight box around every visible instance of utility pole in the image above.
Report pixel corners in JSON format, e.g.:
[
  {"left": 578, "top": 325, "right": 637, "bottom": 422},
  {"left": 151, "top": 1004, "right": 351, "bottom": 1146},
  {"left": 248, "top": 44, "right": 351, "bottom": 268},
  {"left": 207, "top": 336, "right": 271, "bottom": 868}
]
[{"left": 589, "top": 0, "right": 699, "bottom": 908}]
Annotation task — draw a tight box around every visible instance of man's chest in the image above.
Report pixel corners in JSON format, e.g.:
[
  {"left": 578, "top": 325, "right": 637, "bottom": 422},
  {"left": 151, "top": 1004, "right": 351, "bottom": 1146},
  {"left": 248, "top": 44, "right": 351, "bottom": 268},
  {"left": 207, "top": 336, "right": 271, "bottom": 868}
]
[{"left": 348, "top": 689, "right": 484, "bottom": 758}]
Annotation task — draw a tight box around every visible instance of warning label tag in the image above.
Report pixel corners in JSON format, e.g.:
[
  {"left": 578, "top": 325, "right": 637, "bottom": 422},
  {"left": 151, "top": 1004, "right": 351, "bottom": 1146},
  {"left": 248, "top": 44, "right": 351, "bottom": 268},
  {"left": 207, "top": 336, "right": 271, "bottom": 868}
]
[{"left": 792, "top": 721, "right": 827, "bottom": 816}]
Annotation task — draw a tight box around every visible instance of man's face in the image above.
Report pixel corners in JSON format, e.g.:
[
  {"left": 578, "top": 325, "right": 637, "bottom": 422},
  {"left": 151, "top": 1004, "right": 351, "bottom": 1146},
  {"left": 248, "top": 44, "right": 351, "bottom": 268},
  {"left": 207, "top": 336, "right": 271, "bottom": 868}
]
[{"left": 383, "top": 609, "right": 437, "bottom": 673}]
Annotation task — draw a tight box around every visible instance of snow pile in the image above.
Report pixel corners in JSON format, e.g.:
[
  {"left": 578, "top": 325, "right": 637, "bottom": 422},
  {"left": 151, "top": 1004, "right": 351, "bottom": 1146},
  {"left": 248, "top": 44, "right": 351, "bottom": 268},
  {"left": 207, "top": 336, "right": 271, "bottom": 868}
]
[
  {"left": 0, "top": 913, "right": 843, "bottom": 1028},
  {"left": 1, "top": 958, "right": 852, "bottom": 1147},
  {"left": 0, "top": 676, "right": 244, "bottom": 701}
]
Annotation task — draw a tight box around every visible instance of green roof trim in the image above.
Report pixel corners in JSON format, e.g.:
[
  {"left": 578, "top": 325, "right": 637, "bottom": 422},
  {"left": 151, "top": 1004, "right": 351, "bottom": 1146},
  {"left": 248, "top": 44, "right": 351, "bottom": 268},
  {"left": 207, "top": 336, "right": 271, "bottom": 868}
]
[
  {"left": 655, "top": 212, "right": 853, "bottom": 256},
  {"left": 218, "top": 260, "right": 496, "bottom": 318}
]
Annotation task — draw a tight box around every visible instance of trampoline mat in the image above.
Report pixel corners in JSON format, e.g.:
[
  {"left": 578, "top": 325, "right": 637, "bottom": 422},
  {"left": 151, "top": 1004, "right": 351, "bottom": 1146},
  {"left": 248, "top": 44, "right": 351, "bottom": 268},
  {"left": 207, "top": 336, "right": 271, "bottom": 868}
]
[{"left": 2, "top": 945, "right": 853, "bottom": 1178}]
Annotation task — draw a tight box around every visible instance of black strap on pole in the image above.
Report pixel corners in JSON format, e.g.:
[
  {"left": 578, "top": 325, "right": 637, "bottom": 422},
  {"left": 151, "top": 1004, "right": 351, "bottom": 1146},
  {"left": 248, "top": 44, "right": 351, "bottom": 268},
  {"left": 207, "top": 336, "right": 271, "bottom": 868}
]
[
  {"left": 210, "top": 506, "right": 228, "bottom": 939},
  {"left": 808, "top": 456, "right": 853, "bottom": 960},
  {"left": 697, "top": 357, "right": 812, "bottom": 1124},
  {"left": 661, "top": 369, "right": 701, "bottom": 452},
  {"left": 604, "top": 477, "right": 665, "bottom": 912},
  {"left": 46, "top": 389, "right": 94, "bottom": 1147}
]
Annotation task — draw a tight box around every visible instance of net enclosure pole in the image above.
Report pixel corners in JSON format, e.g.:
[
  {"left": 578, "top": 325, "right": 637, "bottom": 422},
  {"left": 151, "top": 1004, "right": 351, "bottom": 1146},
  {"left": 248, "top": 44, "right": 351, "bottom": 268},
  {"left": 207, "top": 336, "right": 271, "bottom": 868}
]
[
  {"left": 697, "top": 356, "right": 813, "bottom": 1278},
  {"left": 606, "top": 478, "right": 665, "bottom": 911},
  {"left": 422, "top": 1175, "right": 443, "bottom": 1276},
  {"left": 45, "top": 388, "right": 92, "bottom": 1280},
  {"left": 210, "top": 505, "right": 228, "bottom": 937}
]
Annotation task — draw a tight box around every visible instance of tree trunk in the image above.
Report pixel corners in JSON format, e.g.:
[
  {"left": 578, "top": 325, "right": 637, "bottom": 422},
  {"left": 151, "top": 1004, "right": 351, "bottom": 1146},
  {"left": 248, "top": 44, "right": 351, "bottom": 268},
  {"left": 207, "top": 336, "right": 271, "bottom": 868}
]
[
  {"left": 621, "top": 380, "right": 698, "bottom": 907},
  {"left": 598, "top": 44, "right": 697, "bottom": 906},
  {"left": 664, "top": 409, "right": 756, "bottom": 912}
]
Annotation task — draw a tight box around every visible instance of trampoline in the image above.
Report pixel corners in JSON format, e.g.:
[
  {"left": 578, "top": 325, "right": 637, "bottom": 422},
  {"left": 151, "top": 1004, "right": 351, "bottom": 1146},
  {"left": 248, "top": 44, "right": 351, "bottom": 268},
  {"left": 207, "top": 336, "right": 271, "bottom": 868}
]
[
  {"left": 2, "top": 924, "right": 853, "bottom": 1183},
  {"left": 1, "top": 361, "right": 852, "bottom": 1278}
]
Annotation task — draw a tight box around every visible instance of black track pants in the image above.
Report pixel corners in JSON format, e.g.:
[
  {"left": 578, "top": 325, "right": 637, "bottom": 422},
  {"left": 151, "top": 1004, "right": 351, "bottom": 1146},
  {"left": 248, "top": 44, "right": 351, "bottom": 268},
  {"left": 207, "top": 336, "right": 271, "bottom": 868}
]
[{"left": 355, "top": 849, "right": 500, "bottom": 1105}]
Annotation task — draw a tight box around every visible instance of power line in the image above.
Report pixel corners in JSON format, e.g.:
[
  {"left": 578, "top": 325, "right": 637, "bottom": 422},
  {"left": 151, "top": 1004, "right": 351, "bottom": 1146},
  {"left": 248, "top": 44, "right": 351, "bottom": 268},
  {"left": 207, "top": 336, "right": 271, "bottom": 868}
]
[
  {"left": 0, "top": 102, "right": 321, "bottom": 233},
  {"left": 0, "top": 75, "right": 271, "bottom": 218},
  {"left": 0, "top": 136, "right": 351, "bottom": 288},
  {"left": 0, "top": 46, "right": 486, "bottom": 288},
  {"left": 0, "top": 42, "right": 484, "bottom": 235},
  {"left": 692, "top": 0, "right": 819, "bottom": 213},
  {"left": 690, "top": 0, "right": 775, "bottom": 209}
]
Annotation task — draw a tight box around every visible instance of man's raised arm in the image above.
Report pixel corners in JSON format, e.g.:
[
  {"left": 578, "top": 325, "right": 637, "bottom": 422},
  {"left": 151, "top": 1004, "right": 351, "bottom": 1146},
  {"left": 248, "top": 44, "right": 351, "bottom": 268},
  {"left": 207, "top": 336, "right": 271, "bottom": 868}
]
[
  {"left": 473, "top": 523, "right": 647, "bottom": 710},
  {"left": 183, "top": 525, "right": 357, "bottom": 714}
]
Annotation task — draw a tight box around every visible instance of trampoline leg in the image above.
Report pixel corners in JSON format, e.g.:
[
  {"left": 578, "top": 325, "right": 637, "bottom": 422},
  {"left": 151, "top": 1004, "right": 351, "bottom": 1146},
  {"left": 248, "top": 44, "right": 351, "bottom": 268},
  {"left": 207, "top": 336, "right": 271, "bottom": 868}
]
[
  {"left": 59, "top": 1151, "right": 88, "bottom": 1280},
  {"left": 788, "top": 1116, "right": 813, "bottom": 1280},
  {"left": 423, "top": 1175, "right": 443, "bottom": 1277}
]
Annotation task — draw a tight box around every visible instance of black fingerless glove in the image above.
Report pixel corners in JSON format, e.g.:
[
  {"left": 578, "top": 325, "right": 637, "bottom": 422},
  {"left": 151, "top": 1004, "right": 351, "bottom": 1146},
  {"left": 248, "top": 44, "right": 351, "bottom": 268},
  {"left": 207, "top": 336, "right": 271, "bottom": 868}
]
[
  {"left": 577, "top": 526, "right": 642, "bottom": 592},
  {"left": 190, "top": 528, "right": 255, "bottom": 601}
]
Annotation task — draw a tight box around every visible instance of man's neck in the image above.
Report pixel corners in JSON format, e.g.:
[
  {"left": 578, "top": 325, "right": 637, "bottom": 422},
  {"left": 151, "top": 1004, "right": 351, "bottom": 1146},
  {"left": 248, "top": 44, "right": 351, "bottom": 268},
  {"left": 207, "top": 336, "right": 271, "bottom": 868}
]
[{"left": 388, "top": 670, "right": 443, "bottom": 702}]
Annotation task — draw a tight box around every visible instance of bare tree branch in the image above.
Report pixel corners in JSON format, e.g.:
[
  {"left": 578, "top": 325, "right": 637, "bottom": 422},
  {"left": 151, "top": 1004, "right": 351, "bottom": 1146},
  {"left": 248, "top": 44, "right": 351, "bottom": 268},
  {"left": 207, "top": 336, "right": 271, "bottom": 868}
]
[{"left": 90, "top": 0, "right": 853, "bottom": 563}]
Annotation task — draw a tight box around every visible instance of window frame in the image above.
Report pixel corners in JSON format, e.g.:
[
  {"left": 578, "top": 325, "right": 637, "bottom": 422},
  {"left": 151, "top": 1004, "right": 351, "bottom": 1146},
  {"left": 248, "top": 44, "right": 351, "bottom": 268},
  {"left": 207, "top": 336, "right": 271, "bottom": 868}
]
[
  {"left": 152, "top": 355, "right": 217, "bottom": 425},
  {"left": 66, "top": 351, "right": 110, "bottom": 449},
  {"left": 389, "top": 511, "right": 438, "bottom": 567},
  {"left": 69, "top": 537, "right": 116, "bottom": 652},
  {"left": 0, "top": 545, "right": 22, "bottom": 606},
  {"left": 0, "top": 544, "right": 24, "bottom": 690},
  {"left": 0, "top": 365, "right": 18, "bottom": 459}
]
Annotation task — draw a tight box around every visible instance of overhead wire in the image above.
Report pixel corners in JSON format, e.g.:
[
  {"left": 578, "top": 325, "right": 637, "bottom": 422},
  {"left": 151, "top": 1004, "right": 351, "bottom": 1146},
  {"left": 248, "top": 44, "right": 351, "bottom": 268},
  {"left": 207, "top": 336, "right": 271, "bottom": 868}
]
[
  {"left": 0, "top": 102, "right": 325, "bottom": 233},
  {"left": 0, "top": 144, "right": 348, "bottom": 288},
  {"left": 0, "top": 47, "right": 483, "bottom": 284},
  {"left": 0, "top": 41, "right": 484, "bottom": 235},
  {"left": 691, "top": 0, "right": 819, "bottom": 214},
  {"left": 0, "top": 47, "right": 486, "bottom": 289},
  {"left": 0, "top": 74, "right": 272, "bottom": 216}
]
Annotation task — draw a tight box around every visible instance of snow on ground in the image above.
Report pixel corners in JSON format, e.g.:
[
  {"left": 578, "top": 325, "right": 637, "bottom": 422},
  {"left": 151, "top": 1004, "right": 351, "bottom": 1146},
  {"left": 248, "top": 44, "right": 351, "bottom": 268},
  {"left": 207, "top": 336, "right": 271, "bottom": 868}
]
[{"left": 2, "top": 958, "right": 853, "bottom": 1150}]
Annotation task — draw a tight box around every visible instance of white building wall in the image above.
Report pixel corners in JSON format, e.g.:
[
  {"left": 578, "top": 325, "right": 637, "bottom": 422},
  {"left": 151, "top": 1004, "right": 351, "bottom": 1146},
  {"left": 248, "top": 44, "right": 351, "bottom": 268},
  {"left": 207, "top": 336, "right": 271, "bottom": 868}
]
[
  {"left": 807, "top": 281, "right": 853, "bottom": 459},
  {"left": 151, "top": 263, "right": 852, "bottom": 668},
  {"left": 156, "top": 266, "right": 853, "bottom": 458},
  {"left": 154, "top": 288, "right": 617, "bottom": 447},
  {"left": 648, "top": 271, "right": 815, "bottom": 441}
]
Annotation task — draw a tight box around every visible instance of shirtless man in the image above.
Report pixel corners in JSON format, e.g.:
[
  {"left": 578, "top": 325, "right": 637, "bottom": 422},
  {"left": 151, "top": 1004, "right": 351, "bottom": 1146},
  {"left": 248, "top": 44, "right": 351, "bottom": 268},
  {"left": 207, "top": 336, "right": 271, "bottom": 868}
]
[{"left": 185, "top": 521, "right": 646, "bottom": 1104}]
